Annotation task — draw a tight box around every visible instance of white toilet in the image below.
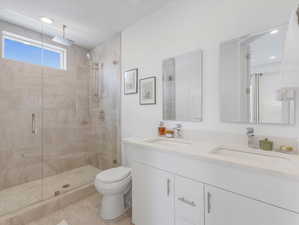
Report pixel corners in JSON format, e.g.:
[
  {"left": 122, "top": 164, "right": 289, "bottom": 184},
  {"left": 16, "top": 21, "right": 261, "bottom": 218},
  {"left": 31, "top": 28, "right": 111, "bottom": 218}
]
[{"left": 95, "top": 167, "right": 132, "bottom": 220}]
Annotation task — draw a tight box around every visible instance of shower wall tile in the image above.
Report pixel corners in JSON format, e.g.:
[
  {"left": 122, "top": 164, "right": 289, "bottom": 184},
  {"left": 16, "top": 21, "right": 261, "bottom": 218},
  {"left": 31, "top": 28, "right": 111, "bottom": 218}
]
[
  {"left": 0, "top": 44, "right": 100, "bottom": 191},
  {"left": 41, "top": 45, "right": 100, "bottom": 180},
  {"left": 0, "top": 146, "right": 42, "bottom": 190}
]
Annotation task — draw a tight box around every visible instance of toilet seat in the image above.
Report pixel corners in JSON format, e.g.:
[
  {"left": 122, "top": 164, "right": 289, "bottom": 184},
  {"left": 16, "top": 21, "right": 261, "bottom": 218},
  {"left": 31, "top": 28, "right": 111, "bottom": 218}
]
[{"left": 96, "top": 167, "right": 131, "bottom": 184}]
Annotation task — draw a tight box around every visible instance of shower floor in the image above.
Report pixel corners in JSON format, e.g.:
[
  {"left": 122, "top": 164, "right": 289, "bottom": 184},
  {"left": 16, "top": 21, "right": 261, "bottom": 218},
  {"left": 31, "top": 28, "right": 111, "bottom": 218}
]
[{"left": 0, "top": 165, "right": 101, "bottom": 217}]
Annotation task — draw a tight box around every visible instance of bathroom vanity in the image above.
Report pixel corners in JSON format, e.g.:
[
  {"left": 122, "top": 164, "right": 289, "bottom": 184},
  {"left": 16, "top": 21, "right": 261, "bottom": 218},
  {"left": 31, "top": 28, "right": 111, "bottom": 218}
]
[{"left": 123, "top": 137, "right": 299, "bottom": 225}]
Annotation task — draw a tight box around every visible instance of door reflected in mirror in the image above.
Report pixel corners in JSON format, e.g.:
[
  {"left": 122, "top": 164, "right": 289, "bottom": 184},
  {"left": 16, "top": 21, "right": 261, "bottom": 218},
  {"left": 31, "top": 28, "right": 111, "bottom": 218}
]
[
  {"left": 219, "top": 25, "right": 295, "bottom": 125},
  {"left": 162, "top": 49, "right": 203, "bottom": 122}
]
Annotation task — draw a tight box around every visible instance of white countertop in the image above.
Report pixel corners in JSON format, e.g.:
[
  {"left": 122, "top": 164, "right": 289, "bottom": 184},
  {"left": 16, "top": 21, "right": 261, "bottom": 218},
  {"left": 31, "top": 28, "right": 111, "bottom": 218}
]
[{"left": 123, "top": 137, "right": 299, "bottom": 180}]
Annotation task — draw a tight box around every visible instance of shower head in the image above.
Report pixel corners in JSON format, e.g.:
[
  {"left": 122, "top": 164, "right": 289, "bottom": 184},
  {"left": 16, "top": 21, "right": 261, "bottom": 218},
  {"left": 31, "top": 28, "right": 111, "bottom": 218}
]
[{"left": 52, "top": 25, "right": 74, "bottom": 46}]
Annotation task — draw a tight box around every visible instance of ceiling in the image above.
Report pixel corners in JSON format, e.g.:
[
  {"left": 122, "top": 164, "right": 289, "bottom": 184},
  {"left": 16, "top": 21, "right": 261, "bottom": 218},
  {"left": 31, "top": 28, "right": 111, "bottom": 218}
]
[{"left": 0, "top": 0, "right": 171, "bottom": 49}]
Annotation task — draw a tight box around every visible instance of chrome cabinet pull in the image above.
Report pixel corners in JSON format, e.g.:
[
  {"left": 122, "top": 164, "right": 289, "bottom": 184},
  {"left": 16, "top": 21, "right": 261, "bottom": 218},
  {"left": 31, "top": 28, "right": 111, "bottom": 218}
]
[
  {"left": 167, "top": 179, "right": 171, "bottom": 196},
  {"left": 32, "top": 113, "right": 37, "bottom": 135},
  {"left": 178, "top": 197, "right": 196, "bottom": 207},
  {"left": 207, "top": 192, "right": 212, "bottom": 214}
]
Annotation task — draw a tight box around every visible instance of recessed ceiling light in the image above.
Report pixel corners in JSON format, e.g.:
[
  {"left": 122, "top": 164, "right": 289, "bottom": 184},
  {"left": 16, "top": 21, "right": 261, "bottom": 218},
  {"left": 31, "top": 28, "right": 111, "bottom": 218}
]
[
  {"left": 269, "top": 56, "right": 277, "bottom": 60},
  {"left": 40, "top": 17, "right": 54, "bottom": 24},
  {"left": 270, "top": 29, "right": 279, "bottom": 35}
]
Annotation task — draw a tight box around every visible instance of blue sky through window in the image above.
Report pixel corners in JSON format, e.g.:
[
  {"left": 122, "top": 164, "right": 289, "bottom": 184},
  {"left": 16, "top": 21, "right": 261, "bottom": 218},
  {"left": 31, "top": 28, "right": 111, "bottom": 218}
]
[
  {"left": 43, "top": 48, "right": 61, "bottom": 69},
  {"left": 4, "top": 38, "right": 62, "bottom": 69}
]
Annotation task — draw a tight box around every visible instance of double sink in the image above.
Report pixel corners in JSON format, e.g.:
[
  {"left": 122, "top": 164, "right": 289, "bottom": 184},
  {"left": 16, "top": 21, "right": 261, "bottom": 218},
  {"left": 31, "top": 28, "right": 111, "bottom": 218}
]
[{"left": 144, "top": 137, "right": 299, "bottom": 174}]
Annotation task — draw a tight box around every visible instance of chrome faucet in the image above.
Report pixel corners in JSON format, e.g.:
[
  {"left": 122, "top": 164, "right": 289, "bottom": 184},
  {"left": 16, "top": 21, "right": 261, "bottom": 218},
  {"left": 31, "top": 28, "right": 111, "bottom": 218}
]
[
  {"left": 174, "top": 124, "right": 183, "bottom": 138},
  {"left": 246, "top": 127, "right": 254, "bottom": 137},
  {"left": 246, "top": 127, "right": 258, "bottom": 149}
]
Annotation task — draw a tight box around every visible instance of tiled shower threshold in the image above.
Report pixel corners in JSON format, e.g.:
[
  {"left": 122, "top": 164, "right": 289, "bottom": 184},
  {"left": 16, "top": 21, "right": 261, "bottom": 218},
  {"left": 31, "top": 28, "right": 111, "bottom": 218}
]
[{"left": 0, "top": 165, "right": 101, "bottom": 219}]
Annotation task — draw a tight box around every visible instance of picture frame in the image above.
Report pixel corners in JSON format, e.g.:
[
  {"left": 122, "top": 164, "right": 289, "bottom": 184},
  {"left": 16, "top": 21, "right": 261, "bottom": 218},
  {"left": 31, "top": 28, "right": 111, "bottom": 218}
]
[
  {"left": 124, "top": 68, "right": 138, "bottom": 95},
  {"left": 139, "top": 76, "right": 156, "bottom": 105}
]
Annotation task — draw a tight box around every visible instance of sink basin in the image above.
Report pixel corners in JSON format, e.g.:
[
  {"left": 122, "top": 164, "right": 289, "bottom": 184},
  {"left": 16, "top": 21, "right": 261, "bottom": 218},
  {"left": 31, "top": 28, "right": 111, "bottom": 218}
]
[
  {"left": 211, "top": 147, "right": 297, "bottom": 171},
  {"left": 145, "top": 138, "right": 192, "bottom": 148}
]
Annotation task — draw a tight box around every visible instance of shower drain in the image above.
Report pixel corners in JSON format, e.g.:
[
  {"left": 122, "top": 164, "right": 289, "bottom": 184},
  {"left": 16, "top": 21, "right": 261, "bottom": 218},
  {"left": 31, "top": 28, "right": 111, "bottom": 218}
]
[
  {"left": 54, "top": 184, "right": 71, "bottom": 197},
  {"left": 62, "top": 184, "right": 71, "bottom": 189}
]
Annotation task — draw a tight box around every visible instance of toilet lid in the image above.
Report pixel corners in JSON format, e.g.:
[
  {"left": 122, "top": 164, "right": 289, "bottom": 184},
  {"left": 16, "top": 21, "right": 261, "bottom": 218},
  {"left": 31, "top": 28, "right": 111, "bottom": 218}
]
[{"left": 96, "top": 167, "right": 131, "bottom": 184}]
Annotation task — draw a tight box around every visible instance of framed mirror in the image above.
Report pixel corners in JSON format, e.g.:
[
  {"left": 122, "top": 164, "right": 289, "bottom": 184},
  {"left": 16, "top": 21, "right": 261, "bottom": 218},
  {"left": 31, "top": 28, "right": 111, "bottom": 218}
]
[
  {"left": 219, "top": 24, "right": 295, "bottom": 125},
  {"left": 162, "top": 49, "right": 203, "bottom": 122}
]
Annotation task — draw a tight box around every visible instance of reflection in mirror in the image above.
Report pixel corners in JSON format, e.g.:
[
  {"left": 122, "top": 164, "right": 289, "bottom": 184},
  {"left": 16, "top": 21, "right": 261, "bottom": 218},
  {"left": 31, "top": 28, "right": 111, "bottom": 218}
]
[
  {"left": 220, "top": 25, "right": 295, "bottom": 125},
  {"left": 162, "top": 49, "right": 203, "bottom": 122}
]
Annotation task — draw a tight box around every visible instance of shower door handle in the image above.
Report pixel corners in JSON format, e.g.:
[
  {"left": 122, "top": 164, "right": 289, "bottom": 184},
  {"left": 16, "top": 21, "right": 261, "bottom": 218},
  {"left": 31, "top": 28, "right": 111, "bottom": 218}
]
[{"left": 32, "top": 113, "right": 37, "bottom": 135}]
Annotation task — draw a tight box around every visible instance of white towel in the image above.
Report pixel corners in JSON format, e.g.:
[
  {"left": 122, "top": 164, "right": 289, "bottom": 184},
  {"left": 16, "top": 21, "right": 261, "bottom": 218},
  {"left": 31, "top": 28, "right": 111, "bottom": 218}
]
[{"left": 57, "top": 220, "right": 69, "bottom": 225}]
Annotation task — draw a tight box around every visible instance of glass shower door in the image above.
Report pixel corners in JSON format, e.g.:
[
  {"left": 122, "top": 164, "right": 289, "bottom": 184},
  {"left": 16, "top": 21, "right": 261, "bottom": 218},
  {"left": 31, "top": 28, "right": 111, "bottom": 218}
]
[{"left": 0, "top": 20, "right": 43, "bottom": 216}]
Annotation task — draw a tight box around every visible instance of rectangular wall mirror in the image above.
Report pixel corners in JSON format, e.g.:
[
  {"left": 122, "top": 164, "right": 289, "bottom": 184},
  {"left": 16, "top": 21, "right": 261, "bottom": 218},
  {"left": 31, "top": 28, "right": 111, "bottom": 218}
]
[
  {"left": 219, "top": 25, "right": 295, "bottom": 125},
  {"left": 162, "top": 49, "right": 203, "bottom": 122}
]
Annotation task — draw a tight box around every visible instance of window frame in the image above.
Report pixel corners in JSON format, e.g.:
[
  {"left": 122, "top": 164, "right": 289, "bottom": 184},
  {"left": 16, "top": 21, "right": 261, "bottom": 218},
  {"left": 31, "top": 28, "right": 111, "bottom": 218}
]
[{"left": 2, "top": 31, "right": 67, "bottom": 70}]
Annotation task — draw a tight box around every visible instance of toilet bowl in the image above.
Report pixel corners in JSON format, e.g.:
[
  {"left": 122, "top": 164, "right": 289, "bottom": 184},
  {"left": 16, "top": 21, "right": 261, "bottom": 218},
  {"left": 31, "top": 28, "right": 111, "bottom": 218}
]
[{"left": 95, "top": 167, "right": 132, "bottom": 220}]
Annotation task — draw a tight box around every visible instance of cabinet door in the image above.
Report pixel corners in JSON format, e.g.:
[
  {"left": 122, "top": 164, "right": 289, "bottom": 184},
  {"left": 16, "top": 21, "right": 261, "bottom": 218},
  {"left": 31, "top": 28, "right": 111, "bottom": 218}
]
[
  {"left": 205, "top": 185, "right": 299, "bottom": 225},
  {"left": 175, "top": 176, "right": 204, "bottom": 225},
  {"left": 132, "top": 162, "right": 174, "bottom": 225}
]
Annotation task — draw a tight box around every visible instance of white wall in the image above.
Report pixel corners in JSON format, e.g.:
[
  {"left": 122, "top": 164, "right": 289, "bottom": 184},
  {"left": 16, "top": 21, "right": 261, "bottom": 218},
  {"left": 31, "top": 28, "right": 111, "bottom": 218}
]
[{"left": 121, "top": 0, "right": 299, "bottom": 139}]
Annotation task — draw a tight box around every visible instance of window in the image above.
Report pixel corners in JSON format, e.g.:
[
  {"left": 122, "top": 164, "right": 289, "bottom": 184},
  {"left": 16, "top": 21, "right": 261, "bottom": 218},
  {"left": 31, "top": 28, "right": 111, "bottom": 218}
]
[{"left": 2, "top": 31, "right": 67, "bottom": 70}]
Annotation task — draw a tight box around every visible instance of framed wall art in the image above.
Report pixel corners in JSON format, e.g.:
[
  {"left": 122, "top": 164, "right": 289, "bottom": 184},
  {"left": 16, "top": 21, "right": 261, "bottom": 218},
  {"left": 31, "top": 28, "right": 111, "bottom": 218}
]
[
  {"left": 124, "top": 68, "right": 138, "bottom": 95},
  {"left": 139, "top": 76, "right": 156, "bottom": 105}
]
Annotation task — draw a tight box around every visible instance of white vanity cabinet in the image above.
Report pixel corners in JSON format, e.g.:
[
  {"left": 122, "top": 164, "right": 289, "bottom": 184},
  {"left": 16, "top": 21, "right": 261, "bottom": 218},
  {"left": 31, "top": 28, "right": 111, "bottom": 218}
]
[
  {"left": 205, "top": 185, "right": 299, "bottom": 225},
  {"left": 124, "top": 139, "right": 299, "bottom": 225},
  {"left": 132, "top": 161, "right": 299, "bottom": 225},
  {"left": 132, "top": 162, "right": 175, "bottom": 225}
]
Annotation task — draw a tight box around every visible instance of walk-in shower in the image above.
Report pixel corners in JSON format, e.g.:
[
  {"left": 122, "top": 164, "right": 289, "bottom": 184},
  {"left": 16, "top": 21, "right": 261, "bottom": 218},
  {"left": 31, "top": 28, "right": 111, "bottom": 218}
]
[{"left": 0, "top": 15, "right": 120, "bottom": 219}]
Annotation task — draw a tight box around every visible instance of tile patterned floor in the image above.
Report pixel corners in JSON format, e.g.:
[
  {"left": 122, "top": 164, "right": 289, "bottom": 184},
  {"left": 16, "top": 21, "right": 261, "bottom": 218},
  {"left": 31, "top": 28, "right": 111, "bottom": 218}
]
[{"left": 26, "top": 194, "right": 133, "bottom": 225}]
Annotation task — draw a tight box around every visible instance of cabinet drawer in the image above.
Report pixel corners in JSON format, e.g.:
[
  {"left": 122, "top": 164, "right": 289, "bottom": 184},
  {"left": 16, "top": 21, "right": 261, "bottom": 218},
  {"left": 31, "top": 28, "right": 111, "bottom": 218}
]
[{"left": 175, "top": 176, "right": 204, "bottom": 225}]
